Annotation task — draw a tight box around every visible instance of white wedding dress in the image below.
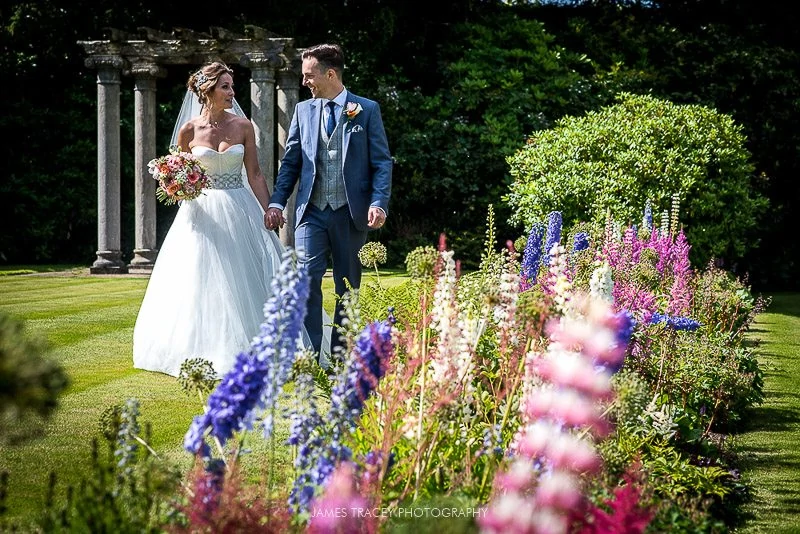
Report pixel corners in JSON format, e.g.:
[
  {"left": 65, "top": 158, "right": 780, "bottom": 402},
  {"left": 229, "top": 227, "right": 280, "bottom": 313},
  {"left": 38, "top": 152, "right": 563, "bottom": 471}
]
[{"left": 133, "top": 144, "right": 306, "bottom": 377}]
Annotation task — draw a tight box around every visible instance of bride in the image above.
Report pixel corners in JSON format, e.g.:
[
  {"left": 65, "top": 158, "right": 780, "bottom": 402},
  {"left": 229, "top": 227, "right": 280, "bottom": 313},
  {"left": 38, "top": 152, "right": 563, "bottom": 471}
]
[{"left": 133, "top": 61, "right": 320, "bottom": 377}]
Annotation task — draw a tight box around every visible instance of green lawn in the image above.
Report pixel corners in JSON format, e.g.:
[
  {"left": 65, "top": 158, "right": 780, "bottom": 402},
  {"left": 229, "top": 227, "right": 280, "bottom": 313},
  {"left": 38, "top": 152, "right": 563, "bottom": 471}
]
[
  {"left": 735, "top": 293, "right": 800, "bottom": 533},
  {"left": 0, "top": 266, "right": 406, "bottom": 529}
]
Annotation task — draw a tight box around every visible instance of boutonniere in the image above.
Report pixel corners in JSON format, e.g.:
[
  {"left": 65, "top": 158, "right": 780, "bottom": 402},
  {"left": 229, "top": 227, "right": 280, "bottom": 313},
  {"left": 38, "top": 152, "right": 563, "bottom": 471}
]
[{"left": 343, "top": 102, "right": 363, "bottom": 121}]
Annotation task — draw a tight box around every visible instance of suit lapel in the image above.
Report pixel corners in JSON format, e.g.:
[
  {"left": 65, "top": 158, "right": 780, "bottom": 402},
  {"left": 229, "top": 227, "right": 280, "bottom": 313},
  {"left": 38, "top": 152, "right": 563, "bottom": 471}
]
[
  {"left": 306, "top": 100, "right": 321, "bottom": 158},
  {"left": 342, "top": 97, "right": 357, "bottom": 166}
]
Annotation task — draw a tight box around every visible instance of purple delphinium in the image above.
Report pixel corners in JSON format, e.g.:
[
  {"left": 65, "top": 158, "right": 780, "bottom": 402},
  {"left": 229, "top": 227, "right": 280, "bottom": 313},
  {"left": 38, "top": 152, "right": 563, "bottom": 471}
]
[
  {"left": 614, "top": 310, "right": 637, "bottom": 349},
  {"left": 573, "top": 232, "right": 589, "bottom": 253},
  {"left": 287, "top": 369, "right": 330, "bottom": 513},
  {"left": 289, "top": 313, "right": 396, "bottom": 514},
  {"left": 189, "top": 458, "right": 225, "bottom": 521},
  {"left": 347, "top": 317, "right": 395, "bottom": 411},
  {"left": 649, "top": 312, "right": 701, "bottom": 331},
  {"left": 605, "top": 310, "right": 636, "bottom": 374},
  {"left": 183, "top": 250, "right": 310, "bottom": 458},
  {"left": 520, "top": 222, "right": 545, "bottom": 290},
  {"left": 328, "top": 314, "right": 396, "bottom": 446},
  {"left": 543, "top": 211, "right": 563, "bottom": 266}
]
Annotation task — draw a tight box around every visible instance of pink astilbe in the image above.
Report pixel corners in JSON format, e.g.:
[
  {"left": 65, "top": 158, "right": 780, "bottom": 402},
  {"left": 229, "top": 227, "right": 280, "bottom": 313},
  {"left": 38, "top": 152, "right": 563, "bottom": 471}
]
[
  {"left": 308, "top": 462, "right": 377, "bottom": 534},
  {"left": 646, "top": 226, "right": 673, "bottom": 275},
  {"left": 582, "top": 466, "right": 655, "bottom": 534},
  {"left": 175, "top": 460, "right": 292, "bottom": 533},
  {"left": 667, "top": 230, "right": 693, "bottom": 316}
]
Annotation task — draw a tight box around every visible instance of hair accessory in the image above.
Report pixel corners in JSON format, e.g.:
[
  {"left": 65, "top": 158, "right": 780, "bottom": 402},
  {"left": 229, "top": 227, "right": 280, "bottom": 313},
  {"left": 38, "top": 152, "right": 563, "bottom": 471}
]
[{"left": 194, "top": 72, "right": 209, "bottom": 91}]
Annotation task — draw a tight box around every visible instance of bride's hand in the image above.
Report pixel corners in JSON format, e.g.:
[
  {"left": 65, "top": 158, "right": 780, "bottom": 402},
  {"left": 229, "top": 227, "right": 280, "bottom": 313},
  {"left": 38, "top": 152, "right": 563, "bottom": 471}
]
[{"left": 264, "top": 208, "right": 285, "bottom": 230}]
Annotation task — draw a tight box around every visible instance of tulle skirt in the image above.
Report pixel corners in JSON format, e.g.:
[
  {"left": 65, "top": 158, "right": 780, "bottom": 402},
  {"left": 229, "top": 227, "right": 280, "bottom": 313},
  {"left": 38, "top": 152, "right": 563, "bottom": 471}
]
[{"left": 133, "top": 186, "right": 289, "bottom": 377}]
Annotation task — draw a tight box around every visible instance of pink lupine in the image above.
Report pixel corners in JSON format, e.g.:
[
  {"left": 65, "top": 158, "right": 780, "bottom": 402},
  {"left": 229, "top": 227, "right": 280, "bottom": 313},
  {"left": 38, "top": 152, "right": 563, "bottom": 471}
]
[
  {"left": 482, "top": 293, "right": 635, "bottom": 534},
  {"left": 533, "top": 357, "right": 614, "bottom": 399},
  {"left": 544, "top": 434, "right": 602, "bottom": 473},
  {"left": 534, "top": 471, "right": 583, "bottom": 510}
]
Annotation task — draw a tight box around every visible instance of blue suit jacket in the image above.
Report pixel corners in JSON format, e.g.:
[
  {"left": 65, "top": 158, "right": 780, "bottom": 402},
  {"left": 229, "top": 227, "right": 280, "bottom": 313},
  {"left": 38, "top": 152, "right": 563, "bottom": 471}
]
[{"left": 272, "top": 93, "right": 393, "bottom": 232}]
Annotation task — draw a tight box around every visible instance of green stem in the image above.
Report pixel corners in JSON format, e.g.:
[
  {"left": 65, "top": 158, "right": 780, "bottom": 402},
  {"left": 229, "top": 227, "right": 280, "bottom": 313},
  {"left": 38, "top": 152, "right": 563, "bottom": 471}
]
[
  {"left": 479, "top": 339, "right": 529, "bottom": 496},
  {"left": 133, "top": 435, "right": 160, "bottom": 459},
  {"left": 413, "top": 324, "right": 429, "bottom": 500}
]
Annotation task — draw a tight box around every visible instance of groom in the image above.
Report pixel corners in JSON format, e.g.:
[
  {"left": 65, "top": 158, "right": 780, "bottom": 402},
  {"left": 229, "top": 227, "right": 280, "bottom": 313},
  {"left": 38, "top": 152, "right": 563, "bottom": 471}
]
[{"left": 265, "top": 43, "right": 393, "bottom": 361}]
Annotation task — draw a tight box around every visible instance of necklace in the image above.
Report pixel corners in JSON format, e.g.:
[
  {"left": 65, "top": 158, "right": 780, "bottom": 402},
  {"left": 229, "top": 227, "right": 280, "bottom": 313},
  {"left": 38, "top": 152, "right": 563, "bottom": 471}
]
[{"left": 206, "top": 115, "right": 226, "bottom": 128}]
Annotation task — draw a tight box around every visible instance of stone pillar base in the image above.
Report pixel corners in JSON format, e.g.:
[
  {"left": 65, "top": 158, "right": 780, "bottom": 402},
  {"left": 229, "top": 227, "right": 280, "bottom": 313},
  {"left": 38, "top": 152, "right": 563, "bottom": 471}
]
[
  {"left": 91, "top": 250, "right": 127, "bottom": 274},
  {"left": 128, "top": 248, "right": 158, "bottom": 274}
]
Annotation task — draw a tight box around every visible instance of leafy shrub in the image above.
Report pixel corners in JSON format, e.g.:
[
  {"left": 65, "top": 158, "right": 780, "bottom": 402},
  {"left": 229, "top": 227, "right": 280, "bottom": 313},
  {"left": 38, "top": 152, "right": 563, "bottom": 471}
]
[
  {"left": 37, "top": 400, "right": 182, "bottom": 533},
  {"left": 505, "top": 92, "right": 769, "bottom": 267},
  {"left": 628, "top": 325, "right": 764, "bottom": 434},
  {"left": 384, "top": 12, "right": 601, "bottom": 268},
  {"left": 0, "top": 311, "right": 68, "bottom": 444},
  {"left": 692, "top": 261, "right": 770, "bottom": 337}
]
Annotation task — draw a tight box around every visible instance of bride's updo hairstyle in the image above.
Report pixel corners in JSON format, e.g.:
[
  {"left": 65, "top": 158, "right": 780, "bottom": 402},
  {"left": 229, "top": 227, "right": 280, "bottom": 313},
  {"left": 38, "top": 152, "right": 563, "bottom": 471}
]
[{"left": 187, "top": 61, "right": 234, "bottom": 109}]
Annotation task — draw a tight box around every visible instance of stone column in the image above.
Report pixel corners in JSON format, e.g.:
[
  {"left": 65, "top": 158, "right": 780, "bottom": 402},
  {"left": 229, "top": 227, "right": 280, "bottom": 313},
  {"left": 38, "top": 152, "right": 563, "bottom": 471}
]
[
  {"left": 276, "top": 63, "right": 301, "bottom": 248},
  {"left": 87, "top": 56, "right": 126, "bottom": 274},
  {"left": 128, "top": 64, "right": 165, "bottom": 274},
  {"left": 241, "top": 53, "right": 279, "bottom": 193}
]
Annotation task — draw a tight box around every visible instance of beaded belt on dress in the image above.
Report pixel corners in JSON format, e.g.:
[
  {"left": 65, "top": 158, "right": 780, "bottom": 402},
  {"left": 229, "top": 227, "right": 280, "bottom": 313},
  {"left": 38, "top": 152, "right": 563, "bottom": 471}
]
[{"left": 208, "top": 172, "right": 244, "bottom": 190}]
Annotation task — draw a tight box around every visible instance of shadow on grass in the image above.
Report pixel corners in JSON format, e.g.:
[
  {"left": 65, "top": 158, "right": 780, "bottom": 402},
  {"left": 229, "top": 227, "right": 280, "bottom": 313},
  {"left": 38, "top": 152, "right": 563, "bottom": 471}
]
[
  {"left": 739, "top": 405, "right": 800, "bottom": 434},
  {"left": 764, "top": 292, "right": 800, "bottom": 318}
]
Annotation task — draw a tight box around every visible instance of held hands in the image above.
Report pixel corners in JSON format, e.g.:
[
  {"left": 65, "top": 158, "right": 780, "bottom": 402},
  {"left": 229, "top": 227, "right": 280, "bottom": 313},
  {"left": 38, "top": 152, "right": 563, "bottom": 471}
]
[
  {"left": 368, "top": 206, "right": 387, "bottom": 229},
  {"left": 264, "top": 207, "right": 286, "bottom": 230}
]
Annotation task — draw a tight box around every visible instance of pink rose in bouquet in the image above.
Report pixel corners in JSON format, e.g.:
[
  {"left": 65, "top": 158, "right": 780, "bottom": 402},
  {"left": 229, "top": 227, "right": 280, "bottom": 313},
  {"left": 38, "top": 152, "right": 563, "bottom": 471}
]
[{"left": 148, "top": 146, "right": 210, "bottom": 205}]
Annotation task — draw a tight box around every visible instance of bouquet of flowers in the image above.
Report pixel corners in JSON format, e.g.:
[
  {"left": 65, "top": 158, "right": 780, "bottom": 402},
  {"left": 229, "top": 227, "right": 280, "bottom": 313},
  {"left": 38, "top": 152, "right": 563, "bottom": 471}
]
[{"left": 148, "top": 145, "right": 210, "bottom": 205}]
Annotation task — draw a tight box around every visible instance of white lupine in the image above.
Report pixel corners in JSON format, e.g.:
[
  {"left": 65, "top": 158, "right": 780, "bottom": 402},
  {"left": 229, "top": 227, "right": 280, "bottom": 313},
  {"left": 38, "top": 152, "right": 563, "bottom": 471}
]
[
  {"left": 430, "top": 250, "right": 458, "bottom": 341},
  {"left": 429, "top": 249, "right": 469, "bottom": 388},
  {"left": 660, "top": 209, "right": 670, "bottom": 237},
  {"left": 492, "top": 265, "right": 520, "bottom": 345},
  {"left": 401, "top": 397, "right": 420, "bottom": 441},
  {"left": 589, "top": 261, "right": 614, "bottom": 304},
  {"left": 457, "top": 315, "right": 480, "bottom": 373},
  {"left": 518, "top": 349, "right": 545, "bottom": 420},
  {"left": 548, "top": 244, "right": 572, "bottom": 316}
]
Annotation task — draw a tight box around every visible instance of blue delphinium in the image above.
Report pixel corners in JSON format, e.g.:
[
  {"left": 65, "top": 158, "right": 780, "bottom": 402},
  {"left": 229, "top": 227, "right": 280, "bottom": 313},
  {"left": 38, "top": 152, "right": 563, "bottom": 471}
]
[
  {"left": 183, "top": 249, "right": 310, "bottom": 459},
  {"left": 643, "top": 200, "right": 653, "bottom": 231},
  {"left": 288, "top": 313, "right": 396, "bottom": 514},
  {"left": 572, "top": 231, "right": 589, "bottom": 253},
  {"left": 115, "top": 399, "right": 141, "bottom": 480},
  {"left": 543, "top": 211, "right": 563, "bottom": 266},
  {"left": 287, "top": 366, "right": 330, "bottom": 513},
  {"left": 602, "top": 310, "right": 637, "bottom": 374},
  {"left": 337, "top": 316, "right": 395, "bottom": 414},
  {"left": 649, "top": 312, "right": 701, "bottom": 331},
  {"left": 615, "top": 310, "right": 636, "bottom": 348},
  {"left": 521, "top": 222, "right": 545, "bottom": 287}
]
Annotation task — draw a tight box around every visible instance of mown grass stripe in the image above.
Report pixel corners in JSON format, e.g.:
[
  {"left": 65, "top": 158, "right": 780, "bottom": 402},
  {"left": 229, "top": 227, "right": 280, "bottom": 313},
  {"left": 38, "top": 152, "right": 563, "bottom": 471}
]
[{"left": 737, "top": 293, "right": 800, "bottom": 533}]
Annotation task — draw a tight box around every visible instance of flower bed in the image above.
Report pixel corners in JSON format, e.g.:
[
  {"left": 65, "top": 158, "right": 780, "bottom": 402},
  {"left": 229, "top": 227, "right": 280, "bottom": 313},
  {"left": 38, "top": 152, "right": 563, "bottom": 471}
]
[{"left": 10, "top": 204, "right": 766, "bottom": 533}]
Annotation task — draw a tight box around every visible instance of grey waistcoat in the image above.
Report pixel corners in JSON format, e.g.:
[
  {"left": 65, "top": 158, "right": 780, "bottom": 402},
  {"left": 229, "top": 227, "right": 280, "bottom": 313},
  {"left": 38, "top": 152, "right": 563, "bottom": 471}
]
[{"left": 310, "top": 111, "right": 347, "bottom": 211}]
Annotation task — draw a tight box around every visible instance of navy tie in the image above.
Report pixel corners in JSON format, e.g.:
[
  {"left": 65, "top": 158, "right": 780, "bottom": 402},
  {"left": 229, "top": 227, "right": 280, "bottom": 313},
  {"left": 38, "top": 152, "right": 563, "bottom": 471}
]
[{"left": 325, "top": 101, "right": 336, "bottom": 136}]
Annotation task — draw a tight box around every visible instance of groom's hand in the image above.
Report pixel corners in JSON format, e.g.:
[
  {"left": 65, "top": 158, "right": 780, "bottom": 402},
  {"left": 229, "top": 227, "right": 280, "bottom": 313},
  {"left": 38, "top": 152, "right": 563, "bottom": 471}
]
[
  {"left": 265, "top": 207, "right": 286, "bottom": 230},
  {"left": 367, "top": 206, "right": 387, "bottom": 229}
]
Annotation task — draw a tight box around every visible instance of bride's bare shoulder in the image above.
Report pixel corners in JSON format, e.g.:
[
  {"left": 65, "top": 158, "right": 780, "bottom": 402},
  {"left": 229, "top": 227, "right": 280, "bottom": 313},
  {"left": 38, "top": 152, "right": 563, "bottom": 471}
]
[
  {"left": 178, "top": 119, "right": 201, "bottom": 137},
  {"left": 176, "top": 119, "right": 200, "bottom": 147},
  {"left": 231, "top": 115, "right": 254, "bottom": 134}
]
